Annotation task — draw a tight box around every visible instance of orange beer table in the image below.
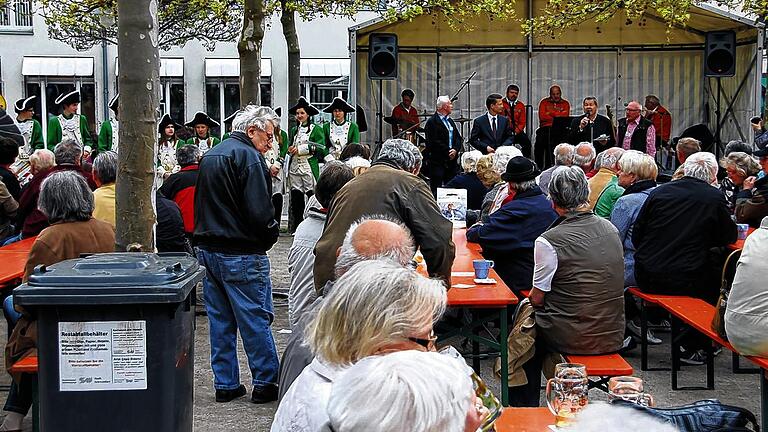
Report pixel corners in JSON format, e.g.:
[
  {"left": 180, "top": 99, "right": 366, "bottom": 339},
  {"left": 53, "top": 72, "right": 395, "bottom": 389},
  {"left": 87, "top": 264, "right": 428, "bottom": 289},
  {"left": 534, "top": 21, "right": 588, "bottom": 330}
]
[
  {"left": 0, "top": 237, "right": 35, "bottom": 287},
  {"left": 432, "top": 229, "right": 518, "bottom": 406},
  {"left": 494, "top": 407, "right": 555, "bottom": 432},
  {"left": 728, "top": 227, "right": 755, "bottom": 251}
]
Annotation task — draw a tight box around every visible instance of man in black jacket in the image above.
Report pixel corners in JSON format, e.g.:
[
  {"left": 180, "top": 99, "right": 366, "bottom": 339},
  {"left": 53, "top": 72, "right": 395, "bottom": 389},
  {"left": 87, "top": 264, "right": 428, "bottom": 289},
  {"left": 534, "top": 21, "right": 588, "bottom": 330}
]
[
  {"left": 469, "top": 93, "right": 515, "bottom": 155},
  {"left": 194, "top": 105, "right": 281, "bottom": 404},
  {"left": 633, "top": 152, "right": 737, "bottom": 364},
  {"left": 568, "top": 97, "right": 615, "bottom": 150},
  {"left": 424, "top": 95, "right": 463, "bottom": 196}
]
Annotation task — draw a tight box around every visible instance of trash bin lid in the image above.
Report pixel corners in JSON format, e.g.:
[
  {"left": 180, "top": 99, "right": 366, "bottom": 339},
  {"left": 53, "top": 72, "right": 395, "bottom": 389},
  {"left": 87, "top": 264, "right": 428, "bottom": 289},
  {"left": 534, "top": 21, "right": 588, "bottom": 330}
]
[{"left": 14, "top": 252, "right": 206, "bottom": 306}]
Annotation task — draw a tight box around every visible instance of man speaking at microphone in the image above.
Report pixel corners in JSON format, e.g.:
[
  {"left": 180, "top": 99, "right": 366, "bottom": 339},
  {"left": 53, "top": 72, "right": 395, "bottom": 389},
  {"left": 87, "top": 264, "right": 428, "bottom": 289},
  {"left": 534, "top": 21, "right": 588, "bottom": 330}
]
[{"left": 568, "top": 96, "right": 615, "bottom": 150}]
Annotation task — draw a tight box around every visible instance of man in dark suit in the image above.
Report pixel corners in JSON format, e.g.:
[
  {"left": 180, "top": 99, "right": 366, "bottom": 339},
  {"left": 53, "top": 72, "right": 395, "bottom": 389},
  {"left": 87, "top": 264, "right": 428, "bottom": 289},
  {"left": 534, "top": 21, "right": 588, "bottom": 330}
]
[
  {"left": 424, "top": 96, "right": 463, "bottom": 196},
  {"left": 469, "top": 93, "right": 515, "bottom": 155},
  {"left": 568, "top": 96, "right": 615, "bottom": 149}
]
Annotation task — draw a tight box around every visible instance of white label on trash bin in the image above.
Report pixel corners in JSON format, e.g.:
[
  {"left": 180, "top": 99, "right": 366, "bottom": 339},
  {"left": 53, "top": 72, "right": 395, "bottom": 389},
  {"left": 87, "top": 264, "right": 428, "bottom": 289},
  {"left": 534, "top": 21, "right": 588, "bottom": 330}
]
[{"left": 58, "top": 320, "right": 147, "bottom": 391}]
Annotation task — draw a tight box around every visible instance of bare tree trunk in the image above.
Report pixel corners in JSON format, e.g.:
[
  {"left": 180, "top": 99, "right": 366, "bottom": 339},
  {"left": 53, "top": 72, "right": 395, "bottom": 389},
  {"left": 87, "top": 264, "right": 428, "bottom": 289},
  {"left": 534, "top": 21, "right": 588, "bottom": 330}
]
[
  {"left": 115, "top": 0, "right": 159, "bottom": 251},
  {"left": 239, "top": 0, "right": 266, "bottom": 105},
  {"left": 281, "top": 0, "right": 301, "bottom": 107}
]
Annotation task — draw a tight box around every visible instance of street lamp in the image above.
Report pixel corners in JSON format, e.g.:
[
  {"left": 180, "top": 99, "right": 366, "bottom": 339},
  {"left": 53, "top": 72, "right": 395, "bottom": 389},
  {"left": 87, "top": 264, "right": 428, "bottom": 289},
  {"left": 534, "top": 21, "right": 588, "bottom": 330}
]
[{"left": 97, "top": 8, "right": 116, "bottom": 121}]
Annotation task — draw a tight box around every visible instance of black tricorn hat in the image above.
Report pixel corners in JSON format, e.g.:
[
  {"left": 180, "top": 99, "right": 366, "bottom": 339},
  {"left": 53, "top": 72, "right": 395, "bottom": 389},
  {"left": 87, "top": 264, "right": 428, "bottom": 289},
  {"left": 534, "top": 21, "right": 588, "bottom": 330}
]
[
  {"left": 109, "top": 93, "right": 119, "bottom": 112},
  {"left": 55, "top": 90, "right": 80, "bottom": 106},
  {"left": 158, "top": 113, "right": 181, "bottom": 134},
  {"left": 288, "top": 97, "right": 319, "bottom": 117},
  {"left": 501, "top": 156, "right": 541, "bottom": 182},
  {"left": 223, "top": 110, "right": 241, "bottom": 124},
  {"left": 14, "top": 96, "right": 35, "bottom": 114},
  {"left": 185, "top": 111, "right": 220, "bottom": 128},
  {"left": 322, "top": 97, "right": 355, "bottom": 114}
]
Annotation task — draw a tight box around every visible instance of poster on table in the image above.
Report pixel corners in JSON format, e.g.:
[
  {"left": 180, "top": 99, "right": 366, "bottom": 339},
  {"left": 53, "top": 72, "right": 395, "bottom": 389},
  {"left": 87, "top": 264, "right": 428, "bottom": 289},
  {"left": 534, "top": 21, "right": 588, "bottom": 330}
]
[{"left": 437, "top": 188, "right": 467, "bottom": 228}]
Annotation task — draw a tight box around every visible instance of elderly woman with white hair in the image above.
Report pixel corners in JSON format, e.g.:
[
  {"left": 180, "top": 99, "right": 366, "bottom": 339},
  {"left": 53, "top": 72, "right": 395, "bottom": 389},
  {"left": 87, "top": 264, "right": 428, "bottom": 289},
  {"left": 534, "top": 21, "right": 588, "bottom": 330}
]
[
  {"left": 445, "top": 150, "right": 488, "bottom": 210},
  {"left": 271, "top": 260, "right": 446, "bottom": 432},
  {"left": 324, "top": 350, "right": 487, "bottom": 432}
]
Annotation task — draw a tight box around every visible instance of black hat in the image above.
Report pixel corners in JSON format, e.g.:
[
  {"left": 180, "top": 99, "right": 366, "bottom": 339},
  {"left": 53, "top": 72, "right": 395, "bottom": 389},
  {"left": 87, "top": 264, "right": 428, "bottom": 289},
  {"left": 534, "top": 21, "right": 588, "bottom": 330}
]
[
  {"left": 0, "top": 109, "right": 24, "bottom": 147},
  {"left": 54, "top": 90, "right": 80, "bottom": 106},
  {"left": 158, "top": 113, "right": 181, "bottom": 134},
  {"left": 288, "top": 97, "right": 319, "bottom": 117},
  {"left": 223, "top": 110, "right": 241, "bottom": 124},
  {"left": 14, "top": 96, "right": 35, "bottom": 114},
  {"left": 109, "top": 93, "right": 119, "bottom": 112},
  {"left": 322, "top": 97, "right": 355, "bottom": 114},
  {"left": 501, "top": 156, "right": 540, "bottom": 182},
  {"left": 275, "top": 107, "right": 282, "bottom": 118},
  {"left": 754, "top": 146, "right": 768, "bottom": 157},
  {"left": 185, "top": 111, "right": 219, "bottom": 128}
]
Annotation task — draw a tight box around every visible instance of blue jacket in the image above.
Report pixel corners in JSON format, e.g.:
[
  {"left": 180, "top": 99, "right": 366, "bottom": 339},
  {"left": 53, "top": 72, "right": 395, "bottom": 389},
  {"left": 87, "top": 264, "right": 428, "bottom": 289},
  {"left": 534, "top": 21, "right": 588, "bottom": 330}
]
[
  {"left": 445, "top": 172, "right": 489, "bottom": 210},
  {"left": 609, "top": 180, "right": 655, "bottom": 287},
  {"left": 466, "top": 186, "right": 557, "bottom": 292}
]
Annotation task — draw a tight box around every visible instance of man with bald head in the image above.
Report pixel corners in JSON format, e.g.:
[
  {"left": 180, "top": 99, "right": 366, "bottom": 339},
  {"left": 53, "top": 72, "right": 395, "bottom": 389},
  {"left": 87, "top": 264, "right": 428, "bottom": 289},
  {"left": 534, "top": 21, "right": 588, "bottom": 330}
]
[
  {"left": 618, "top": 101, "right": 656, "bottom": 157},
  {"left": 573, "top": 142, "right": 596, "bottom": 175},
  {"left": 278, "top": 217, "right": 415, "bottom": 401}
]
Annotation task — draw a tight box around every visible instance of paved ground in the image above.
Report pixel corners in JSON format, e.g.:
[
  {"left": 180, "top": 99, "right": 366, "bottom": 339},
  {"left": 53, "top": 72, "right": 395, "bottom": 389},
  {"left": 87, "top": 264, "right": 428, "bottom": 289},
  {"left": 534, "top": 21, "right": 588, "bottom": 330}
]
[{"left": 0, "top": 234, "right": 762, "bottom": 431}]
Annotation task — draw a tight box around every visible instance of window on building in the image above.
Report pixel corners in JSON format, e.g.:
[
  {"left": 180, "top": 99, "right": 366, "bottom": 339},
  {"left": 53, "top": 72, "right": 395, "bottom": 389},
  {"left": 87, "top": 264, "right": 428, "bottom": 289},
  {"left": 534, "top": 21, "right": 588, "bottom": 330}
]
[
  {"left": 205, "top": 79, "right": 270, "bottom": 138},
  {"left": 0, "top": 0, "right": 33, "bottom": 29},
  {"left": 25, "top": 80, "right": 97, "bottom": 142},
  {"left": 159, "top": 78, "right": 185, "bottom": 138}
]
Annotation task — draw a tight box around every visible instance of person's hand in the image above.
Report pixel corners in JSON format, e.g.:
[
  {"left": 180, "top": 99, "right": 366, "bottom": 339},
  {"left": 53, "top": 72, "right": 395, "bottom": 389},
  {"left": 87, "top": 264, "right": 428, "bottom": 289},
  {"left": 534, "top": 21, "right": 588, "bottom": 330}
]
[
  {"left": 579, "top": 116, "right": 589, "bottom": 130},
  {"left": 744, "top": 176, "right": 757, "bottom": 190},
  {"left": 486, "top": 146, "right": 495, "bottom": 154},
  {"left": 464, "top": 396, "right": 489, "bottom": 432},
  {"left": 752, "top": 120, "right": 763, "bottom": 132},
  {"left": 449, "top": 149, "right": 457, "bottom": 160},
  {"left": 270, "top": 165, "right": 279, "bottom": 177},
  {"left": 288, "top": 145, "right": 298, "bottom": 155}
]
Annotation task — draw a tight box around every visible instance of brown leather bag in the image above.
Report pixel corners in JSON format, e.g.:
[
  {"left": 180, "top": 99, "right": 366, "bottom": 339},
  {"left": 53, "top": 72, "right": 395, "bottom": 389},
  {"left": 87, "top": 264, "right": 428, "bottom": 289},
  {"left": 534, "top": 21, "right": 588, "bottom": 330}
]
[
  {"left": 711, "top": 249, "right": 742, "bottom": 340},
  {"left": 5, "top": 316, "right": 37, "bottom": 383}
]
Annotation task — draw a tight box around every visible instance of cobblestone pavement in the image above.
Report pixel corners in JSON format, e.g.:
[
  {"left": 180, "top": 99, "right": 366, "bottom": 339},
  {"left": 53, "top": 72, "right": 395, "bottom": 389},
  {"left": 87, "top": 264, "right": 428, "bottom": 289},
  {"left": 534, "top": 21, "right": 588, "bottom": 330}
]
[{"left": 0, "top": 235, "right": 763, "bottom": 431}]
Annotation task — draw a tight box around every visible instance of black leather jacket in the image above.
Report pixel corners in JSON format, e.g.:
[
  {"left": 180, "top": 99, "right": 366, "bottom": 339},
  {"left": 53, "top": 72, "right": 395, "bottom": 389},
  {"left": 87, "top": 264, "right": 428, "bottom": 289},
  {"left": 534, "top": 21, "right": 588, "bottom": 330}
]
[{"left": 193, "top": 131, "right": 279, "bottom": 254}]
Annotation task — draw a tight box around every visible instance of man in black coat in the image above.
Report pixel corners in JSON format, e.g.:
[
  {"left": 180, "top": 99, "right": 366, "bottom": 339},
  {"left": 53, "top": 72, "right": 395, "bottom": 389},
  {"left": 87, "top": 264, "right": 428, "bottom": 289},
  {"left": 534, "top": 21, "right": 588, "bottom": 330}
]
[
  {"left": 424, "top": 95, "right": 463, "bottom": 196},
  {"left": 569, "top": 96, "right": 615, "bottom": 149},
  {"left": 469, "top": 93, "right": 515, "bottom": 155}
]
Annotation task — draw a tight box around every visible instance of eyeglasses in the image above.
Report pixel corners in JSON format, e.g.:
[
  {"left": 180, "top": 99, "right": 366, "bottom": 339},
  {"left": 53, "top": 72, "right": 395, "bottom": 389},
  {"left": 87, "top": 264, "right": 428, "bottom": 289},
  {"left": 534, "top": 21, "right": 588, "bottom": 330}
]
[
  {"left": 408, "top": 332, "right": 437, "bottom": 350},
  {"left": 625, "top": 108, "right": 641, "bottom": 112}
]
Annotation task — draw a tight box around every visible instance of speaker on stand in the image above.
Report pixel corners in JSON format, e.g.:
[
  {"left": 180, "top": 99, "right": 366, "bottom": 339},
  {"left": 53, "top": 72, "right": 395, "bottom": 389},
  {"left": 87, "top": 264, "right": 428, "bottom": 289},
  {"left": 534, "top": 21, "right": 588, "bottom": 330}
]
[
  {"left": 368, "top": 33, "right": 398, "bottom": 154},
  {"left": 704, "top": 30, "right": 736, "bottom": 157}
]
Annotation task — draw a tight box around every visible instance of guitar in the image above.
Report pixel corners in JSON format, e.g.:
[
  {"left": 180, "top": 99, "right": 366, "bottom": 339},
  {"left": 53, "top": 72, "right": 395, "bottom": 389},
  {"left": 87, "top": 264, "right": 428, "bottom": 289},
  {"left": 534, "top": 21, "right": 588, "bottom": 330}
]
[{"left": 606, "top": 104, "right": 617, "bottom": 141}]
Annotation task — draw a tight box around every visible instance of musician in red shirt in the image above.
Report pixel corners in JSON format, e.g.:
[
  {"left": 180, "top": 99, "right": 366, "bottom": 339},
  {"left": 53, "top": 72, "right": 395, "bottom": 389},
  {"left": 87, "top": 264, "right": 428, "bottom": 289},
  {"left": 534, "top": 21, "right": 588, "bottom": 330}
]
[
  {"left": 502, "top": 84, "right": 531, "bottom": 157},
  {"left": 390, "top": 88, "right": 420, "bottom": 137},
  {"left": 644, "top": 94, "right": 672, "bottom": 147},
  {"left": 535, "top": 85, "right": 571, "bottom": 169}
]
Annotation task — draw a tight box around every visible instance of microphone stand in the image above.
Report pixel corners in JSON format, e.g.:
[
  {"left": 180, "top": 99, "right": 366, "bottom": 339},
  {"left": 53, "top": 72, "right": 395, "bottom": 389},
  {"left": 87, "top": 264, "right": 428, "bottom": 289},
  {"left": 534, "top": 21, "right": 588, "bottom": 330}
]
[{"left": 450, "top": 71, "right": 476, "bottom": 146}]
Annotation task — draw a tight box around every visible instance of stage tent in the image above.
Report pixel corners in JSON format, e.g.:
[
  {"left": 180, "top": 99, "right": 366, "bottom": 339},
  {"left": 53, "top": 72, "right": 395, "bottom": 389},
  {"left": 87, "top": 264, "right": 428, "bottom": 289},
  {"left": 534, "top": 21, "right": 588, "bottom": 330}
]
[{"left": 348, "top": 2, "right": 764, "bottom": 149}]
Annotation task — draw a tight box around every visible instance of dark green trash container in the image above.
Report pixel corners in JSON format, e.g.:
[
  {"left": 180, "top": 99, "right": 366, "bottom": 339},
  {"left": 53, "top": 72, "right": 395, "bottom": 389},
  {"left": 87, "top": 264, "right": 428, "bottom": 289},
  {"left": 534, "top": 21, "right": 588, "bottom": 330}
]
[{"left": 14, "top": 253, "right": 205, "bottom": 432}]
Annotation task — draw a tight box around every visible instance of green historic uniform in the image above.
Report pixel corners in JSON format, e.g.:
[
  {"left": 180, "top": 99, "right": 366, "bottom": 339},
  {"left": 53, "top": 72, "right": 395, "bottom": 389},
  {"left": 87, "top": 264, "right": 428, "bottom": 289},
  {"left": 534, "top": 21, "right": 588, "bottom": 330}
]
[
  {"left": 288, "top": 122, "right": 327, "bottom": 181},
  {"left": 14, "top": 96, "right": 45, "bottom": 153},
  {"left": 184, "top": 111, "right": 220, "bottom": 152},
  {"left": 321, "top": 97, "right": 360, "bottom": 160},
  {"left": 47, "top": 90, "right": 92, "bottom": 150},
  {"left": 157, "top": 113, "right": 184, "bottom": 174},
  {"left": 97, "top": 93, "right": 119, "bottom": 154}
]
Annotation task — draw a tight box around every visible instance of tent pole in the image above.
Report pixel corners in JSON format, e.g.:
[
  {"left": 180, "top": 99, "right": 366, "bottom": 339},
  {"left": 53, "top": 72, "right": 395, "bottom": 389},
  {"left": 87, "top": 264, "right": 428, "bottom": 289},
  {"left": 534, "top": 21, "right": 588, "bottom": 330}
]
[
  {"left": 527, "top": 0, "right": 533, "bottom": 154},
  {"left": 715, "top": 77, "right": 722, "bottom": 158}
]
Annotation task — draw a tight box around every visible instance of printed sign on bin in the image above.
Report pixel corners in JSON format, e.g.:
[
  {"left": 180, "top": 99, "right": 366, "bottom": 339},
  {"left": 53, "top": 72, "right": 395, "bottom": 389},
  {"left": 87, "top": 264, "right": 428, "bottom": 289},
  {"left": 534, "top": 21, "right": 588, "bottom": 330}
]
[{"left": 58, "top": 320, "right": 148, "bottom": 391}]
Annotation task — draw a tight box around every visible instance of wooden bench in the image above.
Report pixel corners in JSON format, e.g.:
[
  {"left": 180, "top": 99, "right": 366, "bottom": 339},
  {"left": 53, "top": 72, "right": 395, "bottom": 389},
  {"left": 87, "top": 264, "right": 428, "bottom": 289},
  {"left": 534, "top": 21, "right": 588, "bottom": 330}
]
[
  {"left": 10, "top": 356, "right": 38, "bottom": 432},
  {"left": 627, "top": 287, "right": 679, "bottom": 371},
  {"left": 565, "top": 353, "right": 633, "bottom": 391}
]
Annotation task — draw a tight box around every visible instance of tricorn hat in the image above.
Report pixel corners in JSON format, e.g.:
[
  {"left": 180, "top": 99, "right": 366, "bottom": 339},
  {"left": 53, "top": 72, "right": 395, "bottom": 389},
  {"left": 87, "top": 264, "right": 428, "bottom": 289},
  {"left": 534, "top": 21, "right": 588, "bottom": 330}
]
[
  {"left": 322, "top": 97, "right": 355, "bottom": 114},
  {"left": 288, "top": 97, "right": 319, "bottom": 117},
  {"left": 185, "top": 111, "right": 220, "bottom": 128},
  {"left": 275, "top": 107, "right": 282, "bottom": 118},
  {"left": 14, "top": 96, "right": 35, "bottom": 114},
  {"left": 158, "top": 113, "right": 181, "bottom": 134},
  {"left": 223, "top": 110, "right": 241, "bottom": 124},
  {"left": 501, "top": 156, "right": 540, "bottom": 182},
  {"left": 109, "top": 93, "right": 119, "bottom": 112},
  {"left": 54, "top": 90, "right": 80, "bottom": 106}
]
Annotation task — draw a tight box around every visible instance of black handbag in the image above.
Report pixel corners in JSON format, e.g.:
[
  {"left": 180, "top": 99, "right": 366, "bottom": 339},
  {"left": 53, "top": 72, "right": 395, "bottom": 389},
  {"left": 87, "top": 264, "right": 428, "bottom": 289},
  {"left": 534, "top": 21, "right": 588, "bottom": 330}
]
[{"left": 611, "top": 399, "right": 760, "bottom": 432}]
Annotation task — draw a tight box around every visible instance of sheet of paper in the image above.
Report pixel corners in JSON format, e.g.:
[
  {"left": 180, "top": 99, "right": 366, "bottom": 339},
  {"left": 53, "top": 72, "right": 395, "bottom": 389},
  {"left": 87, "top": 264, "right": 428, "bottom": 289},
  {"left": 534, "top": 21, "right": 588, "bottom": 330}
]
[
  {"left": 451, "top": 271, "right": 475, "bottom": 277},
  {"left": 452, "top": 283, "right": 475, "bottom": 289}
]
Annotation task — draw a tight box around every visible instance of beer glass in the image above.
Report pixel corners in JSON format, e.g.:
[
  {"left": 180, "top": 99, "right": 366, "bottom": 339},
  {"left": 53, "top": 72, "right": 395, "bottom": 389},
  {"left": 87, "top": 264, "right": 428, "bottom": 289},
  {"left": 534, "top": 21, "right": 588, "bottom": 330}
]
[
  {"left": 545, "top": 363, "right": 589, "bottom": 427},
  {"left": 608, "top": 376, "right": 654, "bottom": 407}
]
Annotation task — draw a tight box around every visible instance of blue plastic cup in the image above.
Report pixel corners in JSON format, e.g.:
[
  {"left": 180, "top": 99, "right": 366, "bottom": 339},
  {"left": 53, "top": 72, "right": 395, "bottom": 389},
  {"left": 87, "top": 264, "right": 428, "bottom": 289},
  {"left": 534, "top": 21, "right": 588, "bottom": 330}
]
[{"left": 473, "top": 259, "right": 495, "bottom": 279}]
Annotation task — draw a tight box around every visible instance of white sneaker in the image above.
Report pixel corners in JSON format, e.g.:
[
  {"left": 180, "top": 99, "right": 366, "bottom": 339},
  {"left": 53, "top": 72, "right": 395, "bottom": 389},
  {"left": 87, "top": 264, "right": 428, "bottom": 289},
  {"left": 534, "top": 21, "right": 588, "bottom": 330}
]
[{"left": 627, "top": 320, "right": 662, "bottom": 345}]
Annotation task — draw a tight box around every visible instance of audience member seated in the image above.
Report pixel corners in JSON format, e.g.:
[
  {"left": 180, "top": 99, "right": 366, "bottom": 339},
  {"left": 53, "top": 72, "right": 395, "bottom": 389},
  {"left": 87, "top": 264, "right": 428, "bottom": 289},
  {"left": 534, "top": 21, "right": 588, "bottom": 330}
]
[
  {"left": 511, "top": 166, "right": 625, "bottom": 407},
  {"left": 480, "top": 146, "right": 523, "bottom": 222},
  {"left": 537, "top": 143, "right": 574, "bottom": 194},
  {"left": 573, "top": 142, "right": 596, "bottom": 176},
  {"left": 325, "top": 351, "right": 486, "bottom": 432},
  {"left": 339, "top": 142, "right": 371, "bottom": 162},
  {"left": 0, "top": 179, "right": 17, "bottom": 241},
  {"left": 671, "top": 137, "right": 700, "bottom": 180},
  {"left": 158, "top": 144, "right": 201, "bottom": 236},
  {"left": 2, "top": 170, "right": 115, "bottom": 432},
  {"left": 467, "top": 157, "right": 557, "bottom": 294},
  {"left": 92, "top": 151, "right": 117, "bottom": 227},
  {"left": 0, "top": 138, "right": 20, "bottom": 200},
  {"left": 155, "top": 191, "right": 192, "bottom": 254},
  {"left": 736, "top": 146, "right": 768, "bottom": 227},
  {"left": 8, "top": 150, "right": 54, "bottom": 245},
  {"left": 725, "top": 216, "right": 768, "bottom": 356},
  {"left": 271, "top": 260, "right": 446, "bottom": 431},
  {"left": 27, "top": 149, "right": 55, "bottom": 179},
  {"left": 343, "top": 156, "right": 370, "bottom": 176},
  {"left": 587, "top": 147, "right": 625, "bottom": 212},
  {"left": 719, "top": 151, "right": 760, "bottom": 213},
  {"left": 445, "top": 150, "right": 487, "bottom": 210},
  {"left": 314, "top": 139, "right": 454, "bottom": 291},
  {"left": 633, "top": 152, "right": 736, "bottom": 364},
  {"left": 279, "top": 217, "right": 416, "bottom": 401},
  {"left": 475, "top": 154, "right": 498, "bottom": 189},
  {"left": 288, "top": 161, "right": 354, "bottom": 328}
]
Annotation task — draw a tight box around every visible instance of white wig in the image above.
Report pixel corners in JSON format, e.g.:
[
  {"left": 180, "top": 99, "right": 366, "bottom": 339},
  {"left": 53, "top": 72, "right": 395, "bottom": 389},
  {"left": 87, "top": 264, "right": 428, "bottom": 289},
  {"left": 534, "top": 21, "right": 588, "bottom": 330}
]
[{"left": 326, "top": 350, "right": 474, "bottom": 432}]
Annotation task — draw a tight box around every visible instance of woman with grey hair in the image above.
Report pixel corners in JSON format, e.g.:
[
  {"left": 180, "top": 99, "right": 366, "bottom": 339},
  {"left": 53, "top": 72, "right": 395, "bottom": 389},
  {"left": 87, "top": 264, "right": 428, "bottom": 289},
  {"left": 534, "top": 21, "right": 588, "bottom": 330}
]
[
  {"left": 719, "top": 151, "right": 761, "bottom": 212},
  {"left": 271, "top": 260, "right": 446, "bottom": 432},
  {"left": 446, "top": 150, "right": 488, "bottom": 210},
  {"left": 1, "top": 171, "right": 115, "bottom": 432},
  {"left": 325, "top": 351, "right": 486, "bottom": 432},
  {"left": 92, "top": 151, "right": 118, "bottom": 226}
]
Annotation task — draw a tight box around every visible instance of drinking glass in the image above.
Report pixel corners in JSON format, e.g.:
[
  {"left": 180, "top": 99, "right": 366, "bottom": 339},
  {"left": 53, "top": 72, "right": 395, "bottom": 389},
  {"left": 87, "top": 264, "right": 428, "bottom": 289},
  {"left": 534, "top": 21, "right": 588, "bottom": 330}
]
[
  {"left": 545, "top": 363, "right": 589, "bottom": 427},
  {"left": 608, "top": 376, "right": 654, "bottom": 407}
]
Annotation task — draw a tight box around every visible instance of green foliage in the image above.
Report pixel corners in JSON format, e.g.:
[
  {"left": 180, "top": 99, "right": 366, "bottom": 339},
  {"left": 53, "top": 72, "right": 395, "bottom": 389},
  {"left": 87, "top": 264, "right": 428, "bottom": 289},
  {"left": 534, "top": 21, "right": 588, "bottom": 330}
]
[{"left": 39, "top": 0, "right": 243, "bottom": 51}]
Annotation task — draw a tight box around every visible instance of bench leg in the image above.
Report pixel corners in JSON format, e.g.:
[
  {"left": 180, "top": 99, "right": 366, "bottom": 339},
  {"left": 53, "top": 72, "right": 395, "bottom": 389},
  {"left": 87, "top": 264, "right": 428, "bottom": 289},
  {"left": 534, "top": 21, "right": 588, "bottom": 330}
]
[
  {"left": 471, "top": 310, "right": 481, "bottom": 374},
  {"left": 641, "top": 300, "right": 648, "bottom": 371},
  {"left": 499, "top": 307, "right": 509, "bottom": 407},
  {"left": 733, "top": 352, "right": 760, "bottom": 374},
  {"left": 671, "top": 316, "right": 680, "bottom": 390},
  {"left": 705, "top": 344, "right": 715, "bottom": 390},
  {"left": 761, "top": 371, "right": 768, "bottom": 429},
  {"left": 32, "top": 377, "right": 38, "bottom": 432}
]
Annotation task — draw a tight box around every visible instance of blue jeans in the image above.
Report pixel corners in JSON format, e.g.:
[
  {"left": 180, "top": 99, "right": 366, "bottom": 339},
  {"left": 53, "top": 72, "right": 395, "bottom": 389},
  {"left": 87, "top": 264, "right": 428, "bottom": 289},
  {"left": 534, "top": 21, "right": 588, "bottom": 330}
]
[{"left": 196, "top": 249, "right": 279, "bottom": 391}]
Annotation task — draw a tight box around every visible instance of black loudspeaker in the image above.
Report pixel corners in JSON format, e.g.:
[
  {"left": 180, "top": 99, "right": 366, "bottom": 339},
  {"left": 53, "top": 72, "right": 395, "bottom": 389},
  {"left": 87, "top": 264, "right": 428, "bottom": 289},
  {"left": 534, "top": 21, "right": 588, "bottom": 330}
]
[
  {"left": 368, "top": 33, "right": 398, "bottom": 80},
  {"left": 704, "top": 31, "right": 736, "bottom": 77}
]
